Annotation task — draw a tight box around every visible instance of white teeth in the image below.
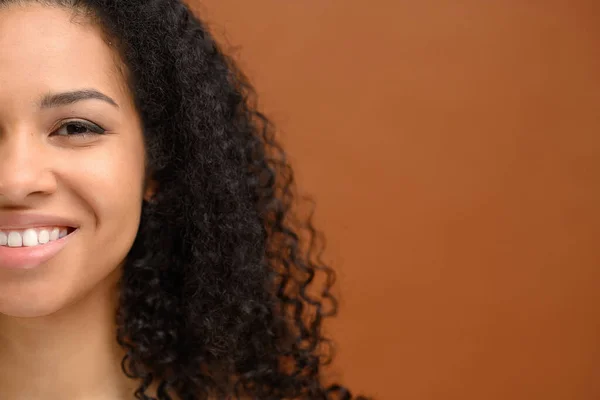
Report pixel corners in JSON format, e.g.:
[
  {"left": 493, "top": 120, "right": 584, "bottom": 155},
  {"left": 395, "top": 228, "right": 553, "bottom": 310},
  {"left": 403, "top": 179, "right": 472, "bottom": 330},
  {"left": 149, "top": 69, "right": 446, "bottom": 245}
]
[
  {"left": 0, "top": 227, "right": 72, "bottom": 248},
  {"left": 7, "top": 232, "right": 22, "bottom": 247},
  {"left": 50, "top": 228, "right": 59, "bottom": 241},
  {"left": 22, "top": 229, "right": 38, "bottom": 247},
  {"left": 38, "top": 229, "right": 50, "bottom": 244}
]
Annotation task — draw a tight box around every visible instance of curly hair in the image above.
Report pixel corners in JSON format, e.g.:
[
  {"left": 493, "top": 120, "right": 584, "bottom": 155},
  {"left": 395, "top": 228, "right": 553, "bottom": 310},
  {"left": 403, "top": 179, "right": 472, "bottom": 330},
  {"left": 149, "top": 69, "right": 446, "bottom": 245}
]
[{"left": 2, "top": 0, "right": 371, "bottom": 399}]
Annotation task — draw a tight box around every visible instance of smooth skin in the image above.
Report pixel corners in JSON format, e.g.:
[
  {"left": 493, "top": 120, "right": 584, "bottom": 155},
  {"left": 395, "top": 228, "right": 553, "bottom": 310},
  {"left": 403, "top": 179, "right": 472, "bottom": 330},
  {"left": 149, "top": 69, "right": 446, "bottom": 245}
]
[{"left": 0, "top": 3, "right": 156, "bottom": 399}]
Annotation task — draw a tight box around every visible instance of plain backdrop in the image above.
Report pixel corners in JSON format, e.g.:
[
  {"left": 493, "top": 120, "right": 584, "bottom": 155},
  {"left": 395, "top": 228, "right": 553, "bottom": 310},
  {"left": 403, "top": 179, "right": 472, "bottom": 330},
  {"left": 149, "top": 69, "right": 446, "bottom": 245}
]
[{"left": 189, "top": 1, "right": 599, "bottom": 399}]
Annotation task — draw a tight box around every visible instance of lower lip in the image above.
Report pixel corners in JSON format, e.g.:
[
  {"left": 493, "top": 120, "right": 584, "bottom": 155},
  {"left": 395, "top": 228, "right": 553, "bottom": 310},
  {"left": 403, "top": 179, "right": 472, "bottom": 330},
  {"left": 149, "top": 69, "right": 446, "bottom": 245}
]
[{"left": 0, "top": 229, "right": 78, "bottom": 270}]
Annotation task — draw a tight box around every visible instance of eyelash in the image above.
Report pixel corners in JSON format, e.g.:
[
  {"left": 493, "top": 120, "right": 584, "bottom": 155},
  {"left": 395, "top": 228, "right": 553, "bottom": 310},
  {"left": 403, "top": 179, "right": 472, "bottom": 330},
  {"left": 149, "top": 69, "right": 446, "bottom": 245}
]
[{"left": 52, "top": 120, "right": 106, "bottom": 138}]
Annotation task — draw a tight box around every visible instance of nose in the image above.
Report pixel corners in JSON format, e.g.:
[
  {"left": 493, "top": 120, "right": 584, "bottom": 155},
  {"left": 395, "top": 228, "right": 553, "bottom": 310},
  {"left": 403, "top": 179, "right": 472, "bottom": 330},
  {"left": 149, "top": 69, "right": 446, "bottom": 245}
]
[{"left": 0, "top": 129, "right": 57, "bottom": 205}]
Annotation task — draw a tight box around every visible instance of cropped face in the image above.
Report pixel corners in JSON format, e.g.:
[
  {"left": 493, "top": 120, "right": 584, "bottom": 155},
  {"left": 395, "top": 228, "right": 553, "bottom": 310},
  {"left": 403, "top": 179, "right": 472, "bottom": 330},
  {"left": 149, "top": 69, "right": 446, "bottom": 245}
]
[{"left": 0, "top": 4, "right": 148, "bottom": 317}]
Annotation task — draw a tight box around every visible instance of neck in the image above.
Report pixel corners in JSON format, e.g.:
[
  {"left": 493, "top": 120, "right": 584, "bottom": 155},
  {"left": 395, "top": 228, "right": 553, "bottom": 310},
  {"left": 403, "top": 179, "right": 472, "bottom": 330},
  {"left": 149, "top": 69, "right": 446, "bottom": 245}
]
[{"left": 0, "top": 267, "right": 139, "bottom": 400}]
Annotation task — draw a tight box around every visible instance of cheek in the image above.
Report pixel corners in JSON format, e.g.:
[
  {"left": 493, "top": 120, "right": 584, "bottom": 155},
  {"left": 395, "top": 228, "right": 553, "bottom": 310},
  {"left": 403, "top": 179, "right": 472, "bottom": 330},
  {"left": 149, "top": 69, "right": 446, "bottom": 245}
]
[{"left": 59, "top": 137, "right": 146, "bottom": 242}]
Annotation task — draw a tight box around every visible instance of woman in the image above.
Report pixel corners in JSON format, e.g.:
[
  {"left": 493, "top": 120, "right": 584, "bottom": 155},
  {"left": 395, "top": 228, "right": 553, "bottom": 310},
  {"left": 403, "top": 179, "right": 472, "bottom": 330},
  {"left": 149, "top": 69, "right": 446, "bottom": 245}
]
[{"left": 0, "top": 0, "right": 369, "bottom": 399}]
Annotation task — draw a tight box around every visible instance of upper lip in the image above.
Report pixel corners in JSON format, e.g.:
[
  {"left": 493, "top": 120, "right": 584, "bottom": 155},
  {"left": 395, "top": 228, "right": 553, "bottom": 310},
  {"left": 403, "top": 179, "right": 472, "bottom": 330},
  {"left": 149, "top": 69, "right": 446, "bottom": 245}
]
[{"left": 0, "top": 212, "right": 79, "bottom": 230}]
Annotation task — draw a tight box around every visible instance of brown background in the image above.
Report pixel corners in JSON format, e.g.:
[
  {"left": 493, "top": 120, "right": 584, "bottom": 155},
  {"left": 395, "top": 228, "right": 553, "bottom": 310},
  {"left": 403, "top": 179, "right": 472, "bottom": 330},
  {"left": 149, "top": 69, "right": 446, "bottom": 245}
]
[{"left": 189, "top": 1, "right": 599, "bottom": 399}]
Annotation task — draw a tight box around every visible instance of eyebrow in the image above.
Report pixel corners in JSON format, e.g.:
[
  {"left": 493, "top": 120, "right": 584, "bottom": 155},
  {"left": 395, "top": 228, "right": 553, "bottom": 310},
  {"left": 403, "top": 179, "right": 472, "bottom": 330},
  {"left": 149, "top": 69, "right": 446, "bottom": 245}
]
[{"left": 39, "top": 89, "right": 119, "bottom": 109}]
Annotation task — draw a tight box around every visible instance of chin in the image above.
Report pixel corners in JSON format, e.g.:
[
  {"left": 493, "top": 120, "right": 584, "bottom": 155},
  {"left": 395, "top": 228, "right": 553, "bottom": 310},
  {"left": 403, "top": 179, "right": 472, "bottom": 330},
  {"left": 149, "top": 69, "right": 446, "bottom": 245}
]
[
  {"left": 0, "top": 290, "right": 70, "bottom": 318},
  {"left": 0, "top": 302, "right": 62, "bottom": 319},
  {"left": 0, "top": 276, "right": 90, "bottom": 319}
]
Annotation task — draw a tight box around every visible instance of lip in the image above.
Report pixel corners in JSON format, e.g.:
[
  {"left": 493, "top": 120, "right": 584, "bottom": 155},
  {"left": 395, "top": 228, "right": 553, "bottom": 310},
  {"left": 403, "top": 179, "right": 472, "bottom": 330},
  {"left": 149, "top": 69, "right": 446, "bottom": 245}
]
[
  {"left": 0, "top": 212, "right": 79, "bottom": 230},
  {"left": 0, "top": 228, "right": 78, "bottom": 270}
]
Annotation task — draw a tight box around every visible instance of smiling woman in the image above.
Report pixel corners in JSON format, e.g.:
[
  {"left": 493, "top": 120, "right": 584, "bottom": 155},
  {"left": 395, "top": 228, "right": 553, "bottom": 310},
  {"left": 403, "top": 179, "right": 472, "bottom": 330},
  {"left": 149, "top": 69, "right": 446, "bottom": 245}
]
[{"left": 0, "top": 1, "right": 369, "bottom": 400}]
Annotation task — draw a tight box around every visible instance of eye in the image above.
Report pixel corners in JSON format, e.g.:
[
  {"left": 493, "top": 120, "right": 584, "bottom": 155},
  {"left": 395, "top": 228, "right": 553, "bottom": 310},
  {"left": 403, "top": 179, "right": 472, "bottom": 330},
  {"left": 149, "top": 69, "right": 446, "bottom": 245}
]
[{"left": 52, "top": 120, "right": 106, "bottom": 138}]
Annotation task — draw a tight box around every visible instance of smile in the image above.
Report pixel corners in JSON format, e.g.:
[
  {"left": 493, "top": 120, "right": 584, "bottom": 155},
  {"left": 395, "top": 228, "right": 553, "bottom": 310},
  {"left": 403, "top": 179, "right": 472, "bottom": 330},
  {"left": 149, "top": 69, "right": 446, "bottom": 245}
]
[
  {"left": 0, "top": 228, "right": 78, "bottom": 270},
  {"left": 0, "top": 226, "right": 76, "bottom": 248}
]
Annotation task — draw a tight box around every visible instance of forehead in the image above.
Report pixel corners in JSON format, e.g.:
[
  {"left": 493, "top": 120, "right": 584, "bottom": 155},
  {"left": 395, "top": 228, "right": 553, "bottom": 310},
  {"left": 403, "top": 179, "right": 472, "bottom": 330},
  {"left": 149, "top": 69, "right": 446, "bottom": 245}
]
[{"left": 0, "top": 4, "right": 127, "bottom": 109}]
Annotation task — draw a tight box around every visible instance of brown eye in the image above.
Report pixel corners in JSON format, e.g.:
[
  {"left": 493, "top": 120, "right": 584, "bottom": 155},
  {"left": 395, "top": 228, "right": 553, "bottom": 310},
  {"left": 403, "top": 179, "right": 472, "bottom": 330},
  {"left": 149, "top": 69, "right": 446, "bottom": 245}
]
[{"left": 53, "top": 120, "right": 106, "bottom": 137}]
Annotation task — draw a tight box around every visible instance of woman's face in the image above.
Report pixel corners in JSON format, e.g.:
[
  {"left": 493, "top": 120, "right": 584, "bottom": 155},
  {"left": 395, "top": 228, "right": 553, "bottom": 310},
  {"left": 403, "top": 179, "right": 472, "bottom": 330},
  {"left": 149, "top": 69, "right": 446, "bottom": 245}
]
[{"left": 0, "top": 4, "right": 148, "bottom": 317}]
